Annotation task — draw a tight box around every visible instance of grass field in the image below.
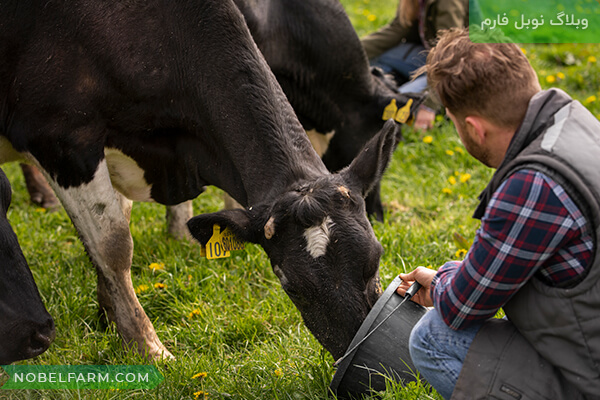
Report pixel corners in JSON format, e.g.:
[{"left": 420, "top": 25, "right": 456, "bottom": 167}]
[{"left": 1, "top": 1, "right": 599, "bottom": 399}]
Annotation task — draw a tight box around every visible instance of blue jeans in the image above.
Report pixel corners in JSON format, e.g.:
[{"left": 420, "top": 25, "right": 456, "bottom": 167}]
[
  {"left": 370, "top": 42, "right": 428, "bottom": 94},
  {"left": 409, "top": 310, "right": 482, "bottom": 399}
]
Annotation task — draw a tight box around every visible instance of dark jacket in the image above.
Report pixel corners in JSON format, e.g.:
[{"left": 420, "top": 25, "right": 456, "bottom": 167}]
[
  {"left": 360, "top": 0, "right": 469, "bottom": 59},
  {"left": 452, "top": 89, "right": 600, "bottom": 399}
]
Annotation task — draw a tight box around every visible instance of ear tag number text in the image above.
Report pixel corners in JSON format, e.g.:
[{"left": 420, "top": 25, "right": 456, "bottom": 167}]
[{"left": 203, "top": 224, "right": 245, "bottom": 259}]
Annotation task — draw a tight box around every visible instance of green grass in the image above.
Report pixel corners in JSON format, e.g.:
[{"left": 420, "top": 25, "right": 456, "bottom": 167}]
[{"left": 1, "top": 1, "right": 599, "bottom": 399}]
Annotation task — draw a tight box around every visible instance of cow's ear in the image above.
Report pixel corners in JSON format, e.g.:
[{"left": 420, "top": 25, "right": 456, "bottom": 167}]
[
  {"left": 339, "top": 119, "right": 397, "bottom": 197},
  {"left": 186, "top": 208, "right": 264, "bottom": 245}
]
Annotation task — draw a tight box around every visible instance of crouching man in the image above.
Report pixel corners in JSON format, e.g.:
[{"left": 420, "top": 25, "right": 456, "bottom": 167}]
[{"left": 397, "top": 28, "right": 600, "bottom": 399}]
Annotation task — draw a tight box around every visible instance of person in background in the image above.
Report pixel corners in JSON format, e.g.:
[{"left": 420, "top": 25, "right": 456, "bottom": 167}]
[
  {"left": 360, "top": 0, "right": 469, "bottom": 130},
  {"left": 397, "top": 28, "right": 600, "bottom": 399}
]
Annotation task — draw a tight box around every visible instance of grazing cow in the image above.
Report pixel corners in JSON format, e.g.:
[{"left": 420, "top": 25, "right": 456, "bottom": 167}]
[
  {"left": 0, "top": 168, "right": 55, "bottom": 364},
  {"left": 1, "top": 0, "right": 397, "bottom": 359},
  {"left": 233, "top": 0, "right": 420, "bottom": 221}
]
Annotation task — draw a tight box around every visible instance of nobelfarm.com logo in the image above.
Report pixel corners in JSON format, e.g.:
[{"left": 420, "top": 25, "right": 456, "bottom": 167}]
[{"left": 0, "top": 365, "right": 164, "bottom": 390}]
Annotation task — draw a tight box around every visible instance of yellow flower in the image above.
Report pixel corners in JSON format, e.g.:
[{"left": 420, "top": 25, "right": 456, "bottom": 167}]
[
  {"left": 367, "top": 14, "right": 376, "bottom": 21},
  {"left": 362, "top": 9, "right": 370, "bottom": 16},
  {"left": 442, "top": 188, "right": 452, "bottom": 194},
  {"left": 557, "top": 72, "right": 565, "bottom": 80},
  {"left": 454, "top": 146, "right": 464, "bottom": 154},
  {"left": 546, "top": 75, "right": 556, "bottom": 83},
  {"left": 445, "top": 149, "right": 454, "bottom": 156},
  {"left": 135, "top": 284, "right": 149, "bottom": 294},
  {"left": 586, "top": 95, "right": 597, "bottom": 104},
  {"left": 459, "top": 173, "right": 472, "bottom": 183},
  {"left": 520, "top": 47, "right": 527, "bottom": 55},
  {"left": 423, "top": 135, "right": 433, "bottom": 144},
  {"left": 154, "top": 282, "right": 166, "bottom": 289},
  {"left": 188, "top": 308, "right": 202, "bottom": 319},
  {"left": 455, "top": 249, "right": 467, "bottom": 259},
  {"left": 193, "top": 391, "right": 207, "bottom": 399},
  {"left": 35, "top": 207, "right": 47, "bottom": 213},
  {"left": 192, "top": 372, "right": 207, "bottom": 380},
  {"left": 149, "top": 262, "right": 165, "bottom": 271},
  {"left": 448, "top": 176, "right": 457, "bottom": 185},
  {"left": 274, "top": 369, "right": 283, "bottom": 377},
  {"left": 588, "top": 56, "right": 597, "bottom": 63}
]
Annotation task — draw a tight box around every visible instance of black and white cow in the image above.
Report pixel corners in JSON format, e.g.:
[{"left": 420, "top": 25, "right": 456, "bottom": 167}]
[
  {"left": 233, "top": 0, "right": 420, "bottom": 221},
  {"left": 0, "top": 168, "right": 55, "bottom": 364},
  {"left": 1, "top": 0, "right": 397, "bottom": 359}
]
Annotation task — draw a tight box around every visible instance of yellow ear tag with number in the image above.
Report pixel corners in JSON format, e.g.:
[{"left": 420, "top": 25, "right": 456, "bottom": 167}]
[
  {"left": 203, "top": 224, "right": 245, "bottom": 259},
  {"left": 394, "top": 98, "right": 413, "bottom": 124},
  {"left": 382, "top": 99, "right": 398, "bottom": 120}
]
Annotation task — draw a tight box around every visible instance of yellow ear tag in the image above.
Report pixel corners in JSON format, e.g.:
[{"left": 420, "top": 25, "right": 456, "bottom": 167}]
[
  {"left": 204, "top": 224, "right": 245, "bottom": 259},
  {"left": 382, "top": 99, "right": 398, "bottom": 120},
  {"left": 394, "top": 98, "right": 413, "bottom": 124}
]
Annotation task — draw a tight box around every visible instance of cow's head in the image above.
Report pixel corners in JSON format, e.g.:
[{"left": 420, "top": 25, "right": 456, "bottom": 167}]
[
  {"left": 0, "top": 168, "right": 55, "bottom": 364},
  {"left": 187, "top": 120, "right": 398, "bottom": 359}
]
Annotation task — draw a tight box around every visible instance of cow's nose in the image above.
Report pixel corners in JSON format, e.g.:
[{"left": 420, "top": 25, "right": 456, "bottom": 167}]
[{"left": 26, "top": 317, "right": 56, "bottom": 357}]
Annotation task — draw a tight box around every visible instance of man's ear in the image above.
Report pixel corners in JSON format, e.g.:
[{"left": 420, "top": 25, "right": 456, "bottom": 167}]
[{"left": 464, "top": 116, "right": 487, "bottom": 145}]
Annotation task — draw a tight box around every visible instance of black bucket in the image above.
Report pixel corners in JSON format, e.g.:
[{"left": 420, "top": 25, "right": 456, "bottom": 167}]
[{"left": 330, "top": 276, "right": 427, "bottom": 399}]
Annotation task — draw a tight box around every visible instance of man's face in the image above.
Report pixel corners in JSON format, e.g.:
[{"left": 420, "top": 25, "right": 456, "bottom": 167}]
[{"left": 446, "top": 109, "right": 493, "bottom": 167}]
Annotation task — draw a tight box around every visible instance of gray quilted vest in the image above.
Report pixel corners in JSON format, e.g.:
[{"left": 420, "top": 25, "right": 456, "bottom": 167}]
[{"left": 452, "top": 89, "right": 600, "bottom": 399}]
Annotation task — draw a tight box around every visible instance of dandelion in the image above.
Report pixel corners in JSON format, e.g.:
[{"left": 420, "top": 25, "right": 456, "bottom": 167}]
[
  {"left": 585, "top": 95, "right": 597, "bottom": 104},
  {"left": 188, "top": 308, "right": 202, "bottom": 319},
  {"left": 274, "top": 369, "right": 283, "bottom": 377},
  {"left": 448, "top": 176, "right": 457, "bottom": 185},
  {"left": 459, "top": 173, "right": 472, "bottom": 183},
  {"left": 520, "top": 47, "right": 527, "bottom": 55},
  {"left": 149, "top": 262, "right": 165, "bottom": 271},
  {"left": 442, "top": 188, "right": 452, "bottom": 194},
  {"left": 362, "top": 9, "right": 370, "bottom": 16},
  {"left": 546, "top": 75, "right": 556, "bottom": 83},
  {"left": 154, "top": 282, "right": 166, "bottom": 289},
  {"left": 423, "top": 135, "right": 433, "bottom": 144},
  {"left": 135, "top": 284, "right": 149, "bottom": 294},
  {"left": 445, "top": 149, "right": 454, "bottom": 156},
  {"left": 367, "top": 14, "right": 376, "bottom": 22},
  {"left": 35, "top": 207, "right": 47, "bottom": 213},
  {"left": 455, "top": 249, "right": 467, "bottom": 259},
  {"left": 193, "top": 391, "right": 207, "bottom": 399},
  {"left": 588, "top": 56, "right": 597, "bottom": 63},
  {"left": 454, "top": 146, "right": 464, "bottom": 154},
  {"left": 192, "top": 372, "right": 208, "bottom": 380},
  {"left": 557, "top": 72, "right": 565, "bottom": 80}
]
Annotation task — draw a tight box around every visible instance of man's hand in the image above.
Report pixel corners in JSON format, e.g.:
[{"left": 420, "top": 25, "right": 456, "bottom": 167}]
[{"left": 397, "top": 266, "right": 437, "bottom": 307}]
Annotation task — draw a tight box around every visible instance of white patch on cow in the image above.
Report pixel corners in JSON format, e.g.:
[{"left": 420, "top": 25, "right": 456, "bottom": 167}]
[
  {"left": 304, "top": 217, "right": 334, "bottom": 258},
  {"left": 104, "top": 148, "right": 153, "bottom": 202},
  {"left": 306, "top": 129, "right": 335, "bottom": 157}
]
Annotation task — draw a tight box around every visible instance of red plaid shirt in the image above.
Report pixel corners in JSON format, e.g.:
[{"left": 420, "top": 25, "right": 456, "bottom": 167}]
[{"left": 432, "top": 169, "right": 594, "bottom": 330}]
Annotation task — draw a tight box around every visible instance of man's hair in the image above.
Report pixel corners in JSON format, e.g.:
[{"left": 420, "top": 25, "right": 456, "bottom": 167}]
[{"left": 419, "top": 28, "right": 541, "bottom": 130}]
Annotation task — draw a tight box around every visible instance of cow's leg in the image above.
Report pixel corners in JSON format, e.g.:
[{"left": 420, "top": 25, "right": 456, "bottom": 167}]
[
  {"left": 223, "top": 193, "right": 243, "bottom": 210},
  {"left": 20, "top": 163, "right": 60, "bottom": 210},
  {"left": 97, "top": 189, "right": 134, "bottom": 321},
  {"left": 165, "top": 201, "right": 193, "bottom": 240},
  {"left": 40, "top": 160, "right": 172, "bottom": 359}
]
